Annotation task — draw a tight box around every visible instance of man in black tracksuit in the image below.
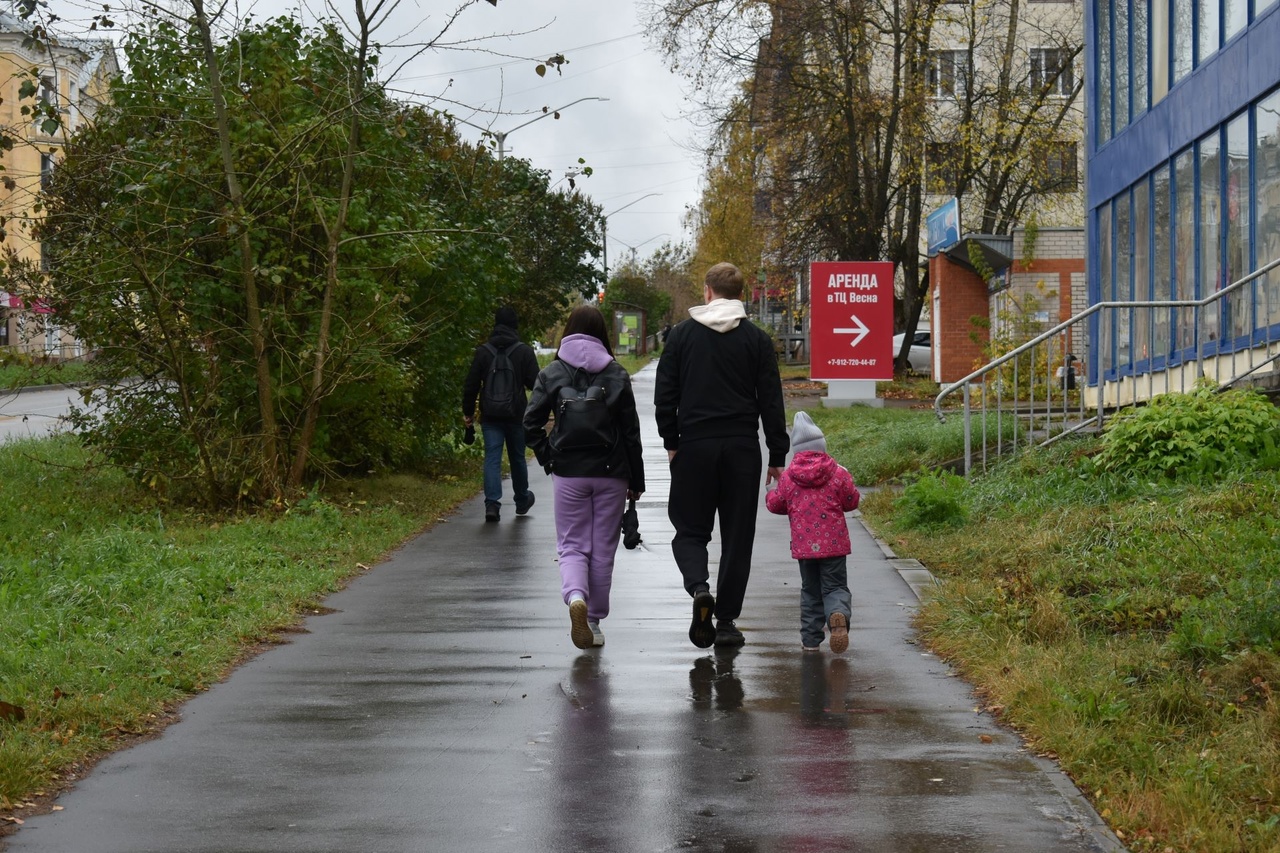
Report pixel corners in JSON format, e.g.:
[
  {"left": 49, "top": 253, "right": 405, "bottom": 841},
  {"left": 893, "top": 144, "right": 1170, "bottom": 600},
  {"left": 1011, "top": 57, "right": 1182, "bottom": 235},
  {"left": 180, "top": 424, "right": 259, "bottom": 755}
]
[{"left": 654, "top": 262, "right": 789, "bottom": 649}]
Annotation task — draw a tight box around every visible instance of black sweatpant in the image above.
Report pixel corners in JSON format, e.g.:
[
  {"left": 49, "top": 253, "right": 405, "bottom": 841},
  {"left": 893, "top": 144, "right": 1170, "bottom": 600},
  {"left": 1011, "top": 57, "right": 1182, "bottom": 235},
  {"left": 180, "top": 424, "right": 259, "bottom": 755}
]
[{"left": 668, "top": 436, "right": 763, "bottom": 623}]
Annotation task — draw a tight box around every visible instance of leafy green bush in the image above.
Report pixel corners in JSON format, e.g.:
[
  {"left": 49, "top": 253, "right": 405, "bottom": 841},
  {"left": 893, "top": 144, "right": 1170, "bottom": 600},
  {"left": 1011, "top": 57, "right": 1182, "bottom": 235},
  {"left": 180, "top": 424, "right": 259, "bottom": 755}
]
[
  {"left": 891, "top": 470, "right": 969, "bottom": 530},
  {"left": 1090, "top": 387, "right": 1280, "bottom": 479}
]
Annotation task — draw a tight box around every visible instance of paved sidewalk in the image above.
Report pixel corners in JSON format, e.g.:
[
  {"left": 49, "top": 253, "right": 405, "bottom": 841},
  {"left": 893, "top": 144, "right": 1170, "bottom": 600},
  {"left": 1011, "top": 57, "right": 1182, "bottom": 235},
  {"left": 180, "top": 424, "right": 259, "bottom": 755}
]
[{"left": 4, "top": 363, "right": 1125, "bottom": 853}]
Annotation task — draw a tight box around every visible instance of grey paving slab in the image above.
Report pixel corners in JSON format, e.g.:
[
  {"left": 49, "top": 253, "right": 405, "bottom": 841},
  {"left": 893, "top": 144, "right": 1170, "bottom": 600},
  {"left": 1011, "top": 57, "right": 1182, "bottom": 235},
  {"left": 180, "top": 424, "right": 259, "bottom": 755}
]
[{"left": 3, "top": 364, "right": 1124, "bottom": 853}]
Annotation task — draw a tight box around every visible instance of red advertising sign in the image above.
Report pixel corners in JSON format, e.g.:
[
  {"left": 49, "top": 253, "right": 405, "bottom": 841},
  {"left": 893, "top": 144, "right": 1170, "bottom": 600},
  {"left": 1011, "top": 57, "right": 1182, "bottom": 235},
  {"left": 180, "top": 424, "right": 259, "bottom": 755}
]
[{"left": 809, "top": 261, "right": 895, "bottom": 381}]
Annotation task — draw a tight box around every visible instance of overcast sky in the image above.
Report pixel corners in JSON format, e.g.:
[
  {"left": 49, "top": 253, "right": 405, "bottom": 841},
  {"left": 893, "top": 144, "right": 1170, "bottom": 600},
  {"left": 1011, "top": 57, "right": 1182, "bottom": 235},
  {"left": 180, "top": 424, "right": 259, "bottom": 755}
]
[
  {"left": 371, "top": 0, "right": 707, "bottom": 267},
  {"left": 52, "top": 0, "right": 709, "bottom": 272}
]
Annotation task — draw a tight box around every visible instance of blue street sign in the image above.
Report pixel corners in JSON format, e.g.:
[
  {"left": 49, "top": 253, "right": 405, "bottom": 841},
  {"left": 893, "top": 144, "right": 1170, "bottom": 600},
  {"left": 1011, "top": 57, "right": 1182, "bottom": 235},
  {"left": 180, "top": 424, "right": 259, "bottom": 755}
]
[{"left": 926, "top": 197, "right": 961, "bottom": 256}]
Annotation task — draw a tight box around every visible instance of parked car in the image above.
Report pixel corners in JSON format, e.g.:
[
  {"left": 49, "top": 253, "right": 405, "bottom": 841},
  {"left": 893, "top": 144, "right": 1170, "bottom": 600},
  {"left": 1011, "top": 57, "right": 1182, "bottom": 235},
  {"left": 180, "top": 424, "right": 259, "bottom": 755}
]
[{"left": 892, "top": 331, "right": 931, "bottom": 374}]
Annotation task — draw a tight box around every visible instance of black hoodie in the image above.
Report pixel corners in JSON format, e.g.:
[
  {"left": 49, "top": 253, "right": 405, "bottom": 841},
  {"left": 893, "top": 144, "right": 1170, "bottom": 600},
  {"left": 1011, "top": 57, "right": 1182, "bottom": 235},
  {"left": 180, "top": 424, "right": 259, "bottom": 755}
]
[{"left": 462, "top": 324, "right": 540, "bottom": 422}]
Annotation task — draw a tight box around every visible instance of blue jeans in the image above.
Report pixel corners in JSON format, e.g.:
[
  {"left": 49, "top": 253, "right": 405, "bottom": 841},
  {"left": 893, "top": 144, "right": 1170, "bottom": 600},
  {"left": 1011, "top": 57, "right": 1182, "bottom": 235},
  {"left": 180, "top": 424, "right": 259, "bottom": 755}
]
[
  {"left": 798, "top": 556, "right": 852, "bottom": 648},
  {"left": 481, "top": 421, "right": 530, "bottom": 507}
]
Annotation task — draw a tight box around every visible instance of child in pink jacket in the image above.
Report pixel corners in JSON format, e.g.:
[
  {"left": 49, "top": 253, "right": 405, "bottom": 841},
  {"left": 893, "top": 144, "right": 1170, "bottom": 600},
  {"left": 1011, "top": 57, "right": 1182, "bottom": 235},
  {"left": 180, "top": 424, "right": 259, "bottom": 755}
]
[{"left": 765, "top": 412, "right": 860, "bottom": 653}]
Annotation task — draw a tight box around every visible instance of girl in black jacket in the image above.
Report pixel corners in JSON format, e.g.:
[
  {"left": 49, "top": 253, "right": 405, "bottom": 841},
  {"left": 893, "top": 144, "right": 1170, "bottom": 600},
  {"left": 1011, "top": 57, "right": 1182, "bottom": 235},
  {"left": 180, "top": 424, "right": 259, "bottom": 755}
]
[{"left": 524, "top": 306, "right": 645, "bottom": 650}]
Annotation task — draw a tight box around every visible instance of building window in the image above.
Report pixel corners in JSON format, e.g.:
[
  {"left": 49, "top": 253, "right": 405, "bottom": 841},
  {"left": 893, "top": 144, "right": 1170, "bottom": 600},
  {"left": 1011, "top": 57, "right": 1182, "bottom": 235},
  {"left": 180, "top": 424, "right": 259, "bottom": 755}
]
[
  {"left": 1040, "top": 142, "right": 1079, "bottom": 192},
  {"left": 1224, "top": 0, "right": 1247, "bottom": 42},
  {"left": 1098, "top": 0, "right": 1111, "bottom": 143},
  {"left": 39, "top": 75, "right": 56, "bottom": 106},
  {"left": 1199, "top": 129, "right": 1223, "bottom": 340},
  {"left": 1198, "top": 0, "right": 1220, "bottom": 63},
  {"left": 40, "top": 153, "right": 55, "bottom": 193},
  {"left": 1116, "top": 0, "right": 1131, "bottom": 127},
  {"left": 927, "top": 50, "right": 968, "bottom": 99},
  {"left": 1031, "top": 47, "right": 1074, "bottom": 97},
  {"left": 1173, "top": 0, "right": 1193, "bottom": 83},
  {"left": 1257, "top": 90, "right": 1280, "bottom": 331},
  {"left": 925, "top": 142, "right": 961, "bottom": 193},
  {"left": 1225, "top": 112, "right": 1251, "bottom": 340}
]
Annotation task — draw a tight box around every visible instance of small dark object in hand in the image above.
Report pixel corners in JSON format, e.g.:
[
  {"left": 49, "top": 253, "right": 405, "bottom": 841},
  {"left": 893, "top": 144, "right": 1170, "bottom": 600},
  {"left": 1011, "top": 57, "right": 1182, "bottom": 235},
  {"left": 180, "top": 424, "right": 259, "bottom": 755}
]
[
  {"left": 463, "top": 424, "right": 475, "bottom": 445},
  {"left": 621, "top": 498, "right": 641, "bottom": 550}
]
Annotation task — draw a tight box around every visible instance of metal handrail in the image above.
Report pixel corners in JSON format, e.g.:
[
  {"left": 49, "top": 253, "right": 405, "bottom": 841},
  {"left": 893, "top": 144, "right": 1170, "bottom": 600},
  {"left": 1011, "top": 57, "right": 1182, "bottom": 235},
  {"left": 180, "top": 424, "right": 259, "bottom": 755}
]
[
  {"left": 934, "top": 253, "right": 1280, "bottom": 422},
  {"left": 932, "top": 253, "right": 1280, "bottom": 474}
]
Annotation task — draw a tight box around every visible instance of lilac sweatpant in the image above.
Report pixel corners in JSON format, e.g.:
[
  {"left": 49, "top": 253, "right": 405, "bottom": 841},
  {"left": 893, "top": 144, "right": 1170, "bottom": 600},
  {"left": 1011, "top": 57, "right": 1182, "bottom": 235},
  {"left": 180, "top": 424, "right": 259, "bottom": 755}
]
[{"left": 553, "top": 475, "right": 628, "bottom": 622}]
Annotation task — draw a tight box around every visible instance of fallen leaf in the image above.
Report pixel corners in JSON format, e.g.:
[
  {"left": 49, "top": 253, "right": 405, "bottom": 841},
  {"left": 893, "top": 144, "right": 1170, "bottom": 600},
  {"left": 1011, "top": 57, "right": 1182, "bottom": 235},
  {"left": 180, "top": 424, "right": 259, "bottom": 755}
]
[
  {"left": 979, "top": 734, "right": 993, "bottom": 743},
  {"left": 51, "top": 805, "right": 63, "bottom": 811},
  {"left": 0, "top": 701, "right": 25, "bottom": 722}
]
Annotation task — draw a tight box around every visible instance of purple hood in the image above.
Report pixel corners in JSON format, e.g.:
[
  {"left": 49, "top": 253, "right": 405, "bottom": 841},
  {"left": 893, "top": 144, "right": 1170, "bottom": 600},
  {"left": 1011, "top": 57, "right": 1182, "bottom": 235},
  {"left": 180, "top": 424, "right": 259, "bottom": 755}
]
[{"left": 556, "top": 334, "right": 614, "bottom": 373}]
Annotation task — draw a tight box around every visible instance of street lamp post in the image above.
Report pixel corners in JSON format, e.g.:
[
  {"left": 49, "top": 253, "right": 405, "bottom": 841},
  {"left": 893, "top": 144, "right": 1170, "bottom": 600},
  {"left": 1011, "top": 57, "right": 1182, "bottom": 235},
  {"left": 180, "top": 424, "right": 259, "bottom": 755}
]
[
  {"left": 601, "top": 193, "right": 662, "bottom": 284},
  {"left": 447, "top": 97, "right": 609, "bottom": 160},
  {"left": 615, "top": 232, "right": 674, "bottom": 266}
]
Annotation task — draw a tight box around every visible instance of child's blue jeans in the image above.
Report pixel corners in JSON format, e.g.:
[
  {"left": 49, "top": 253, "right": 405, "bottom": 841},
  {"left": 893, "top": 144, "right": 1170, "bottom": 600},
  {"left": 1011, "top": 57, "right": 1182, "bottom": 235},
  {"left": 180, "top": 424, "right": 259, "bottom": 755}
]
[{"left": 798, "top": 556, "right": 852, "bottom": 648}]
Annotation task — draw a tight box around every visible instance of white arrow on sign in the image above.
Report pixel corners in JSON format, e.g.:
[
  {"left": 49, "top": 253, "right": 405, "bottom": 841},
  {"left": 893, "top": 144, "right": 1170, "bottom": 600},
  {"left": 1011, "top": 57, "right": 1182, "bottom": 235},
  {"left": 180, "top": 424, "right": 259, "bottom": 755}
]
[{"left": 832, "top": 314, "right": 870, "bottom": 349}]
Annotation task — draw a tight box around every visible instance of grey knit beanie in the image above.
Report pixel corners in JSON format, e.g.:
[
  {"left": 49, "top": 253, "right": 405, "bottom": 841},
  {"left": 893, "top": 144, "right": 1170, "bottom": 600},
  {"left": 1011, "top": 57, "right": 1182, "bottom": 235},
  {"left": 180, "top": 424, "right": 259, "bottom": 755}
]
[{"left": 790, "top": 411, "right": 826, "bottom": 454}]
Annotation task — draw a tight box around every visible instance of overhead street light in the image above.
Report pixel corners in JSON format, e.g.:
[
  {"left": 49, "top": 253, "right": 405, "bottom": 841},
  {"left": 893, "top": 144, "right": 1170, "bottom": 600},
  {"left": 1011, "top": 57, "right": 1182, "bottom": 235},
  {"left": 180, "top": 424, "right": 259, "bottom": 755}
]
[
  {"left": 602, "top": 193, "right": 662, "bottom": 283},
  {"left": 616, "top": 232, "right": 674, "bottom": 258},
  {"left": 447, "top": 97, "right": 610, "bottom": 160}
]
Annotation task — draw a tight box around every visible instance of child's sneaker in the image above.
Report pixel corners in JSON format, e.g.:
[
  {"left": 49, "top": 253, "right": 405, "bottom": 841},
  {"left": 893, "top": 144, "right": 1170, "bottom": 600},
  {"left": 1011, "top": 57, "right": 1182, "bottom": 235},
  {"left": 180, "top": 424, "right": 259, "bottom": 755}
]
[
  {"left": 589, "top": 620, "right": 605, "bottom": 647},
  {"left": 569, "top": 599, "right": 592, "bottom": 650},
  {"left": 828, "top": 612, "right": 849, "bottom": 654}
]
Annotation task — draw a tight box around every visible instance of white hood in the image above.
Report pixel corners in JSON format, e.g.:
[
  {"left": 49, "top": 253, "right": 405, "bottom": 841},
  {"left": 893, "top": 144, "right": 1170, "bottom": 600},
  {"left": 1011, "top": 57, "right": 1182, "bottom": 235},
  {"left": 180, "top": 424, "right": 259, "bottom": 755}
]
[{"left": 688, "top": 298, "right": 747, "bottom": 333}]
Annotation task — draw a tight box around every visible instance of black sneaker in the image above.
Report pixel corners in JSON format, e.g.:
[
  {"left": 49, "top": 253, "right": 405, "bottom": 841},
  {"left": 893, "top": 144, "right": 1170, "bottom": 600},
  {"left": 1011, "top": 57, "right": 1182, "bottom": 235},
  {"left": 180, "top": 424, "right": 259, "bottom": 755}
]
[
  {"left": 515, "top": 491, "right": 535, "bottom": 516},
  {"left": 484, "top": 501, "right": 500, "bottom": 523},
  {"left": 714, "top": 621, "right": 745, "bottom": 648},
  {"left": 689, "top": 589, "right": 716, "bottom": 648}
]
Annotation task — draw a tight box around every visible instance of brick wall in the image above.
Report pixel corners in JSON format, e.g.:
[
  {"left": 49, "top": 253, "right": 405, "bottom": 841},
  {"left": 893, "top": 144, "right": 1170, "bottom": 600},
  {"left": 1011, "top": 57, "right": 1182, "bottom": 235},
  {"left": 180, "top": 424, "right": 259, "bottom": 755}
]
[
  {"left": 931, "top": 253, "right": 991, "bottom": 383},
  {"left": 1012, "top": 227, "right": 1085, "bottom": 260}
]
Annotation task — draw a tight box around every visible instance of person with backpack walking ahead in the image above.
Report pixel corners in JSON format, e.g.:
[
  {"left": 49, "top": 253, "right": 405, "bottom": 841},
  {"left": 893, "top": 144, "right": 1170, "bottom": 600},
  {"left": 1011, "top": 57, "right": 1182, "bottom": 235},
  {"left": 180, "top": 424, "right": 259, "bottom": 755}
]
[
  {"left": 462, "top": 306, "right": 539, "bottom": 523},
  {"left": 524, "top": 306, "right": 645, "bottom": 649},
  {"left": 655, "top": 261, "right": 789, "bottom": 649}
]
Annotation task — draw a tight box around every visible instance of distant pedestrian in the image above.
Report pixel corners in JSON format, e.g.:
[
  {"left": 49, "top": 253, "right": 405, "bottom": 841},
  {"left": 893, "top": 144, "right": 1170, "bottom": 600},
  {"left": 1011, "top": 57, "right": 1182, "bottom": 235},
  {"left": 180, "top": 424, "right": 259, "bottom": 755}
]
[
  {"left": 462, "top": 306, "right": 539, "bottom": 523},
  {"left": 654, "top": 261, "right": 789, "bottom": 649},
  {"left": 525, "top": 306, "right": 645, "bottom": 650},
  {"left": 765, "top": 412, "right": 860, "bottom": 653}
]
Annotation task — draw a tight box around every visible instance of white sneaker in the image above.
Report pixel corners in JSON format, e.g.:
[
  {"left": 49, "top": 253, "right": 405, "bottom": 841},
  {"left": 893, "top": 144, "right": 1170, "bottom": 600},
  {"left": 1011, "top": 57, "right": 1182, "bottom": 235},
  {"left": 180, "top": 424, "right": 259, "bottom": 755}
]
[
  {"left": 569, "top": 599, "right": 592, "bottom": 649},
  {"left": 588, "top": 620, "right": 605, "bottom": 647}
]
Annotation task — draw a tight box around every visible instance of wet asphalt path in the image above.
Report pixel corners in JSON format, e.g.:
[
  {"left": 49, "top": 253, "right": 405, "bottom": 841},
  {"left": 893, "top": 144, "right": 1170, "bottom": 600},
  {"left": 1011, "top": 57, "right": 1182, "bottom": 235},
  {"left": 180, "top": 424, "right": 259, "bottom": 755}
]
[{"left": 5, "top": 364, "right": 1123, "bottom": 853}]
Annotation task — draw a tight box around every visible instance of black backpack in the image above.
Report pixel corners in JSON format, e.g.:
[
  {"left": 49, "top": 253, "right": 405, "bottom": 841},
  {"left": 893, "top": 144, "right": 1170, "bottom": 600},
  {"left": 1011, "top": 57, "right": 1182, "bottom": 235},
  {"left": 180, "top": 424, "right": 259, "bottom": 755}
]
[
  {"left": 550, "top": 365, "right": 617, "bottom": 454},
  {"left": 479, "top": 343, "right": 520, "bottom": 420}
]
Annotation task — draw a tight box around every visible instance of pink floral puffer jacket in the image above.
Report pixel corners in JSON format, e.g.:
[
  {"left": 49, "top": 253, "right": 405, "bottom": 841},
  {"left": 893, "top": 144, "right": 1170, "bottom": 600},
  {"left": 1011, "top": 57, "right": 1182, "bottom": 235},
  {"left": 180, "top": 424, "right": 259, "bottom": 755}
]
[{"left": 765, "top": 450, "right": 861, "bottom": 559}]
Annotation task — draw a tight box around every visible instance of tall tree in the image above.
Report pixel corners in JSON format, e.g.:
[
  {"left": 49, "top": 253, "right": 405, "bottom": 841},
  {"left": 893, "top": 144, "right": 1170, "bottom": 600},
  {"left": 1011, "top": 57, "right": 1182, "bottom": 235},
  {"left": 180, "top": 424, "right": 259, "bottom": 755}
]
[
  {"left": 23, "top": 12, "right": 601, "bottom": 505},
  {"left": 652, "top": 0, "right": 1084, "bottom": 372},
  {"left": 688, "top": 97, "right": 767, "bottom": 281},
  {"left": 653, "top": 0, "right": 941, "bottom": 371}
]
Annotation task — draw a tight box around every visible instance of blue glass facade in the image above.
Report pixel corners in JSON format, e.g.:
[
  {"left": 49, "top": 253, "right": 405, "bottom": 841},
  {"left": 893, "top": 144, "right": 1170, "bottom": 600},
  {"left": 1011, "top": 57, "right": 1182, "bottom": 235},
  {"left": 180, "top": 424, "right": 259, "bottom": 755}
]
[{"left": 1086, "top": 0, "right": 1280, "bottom": 381}]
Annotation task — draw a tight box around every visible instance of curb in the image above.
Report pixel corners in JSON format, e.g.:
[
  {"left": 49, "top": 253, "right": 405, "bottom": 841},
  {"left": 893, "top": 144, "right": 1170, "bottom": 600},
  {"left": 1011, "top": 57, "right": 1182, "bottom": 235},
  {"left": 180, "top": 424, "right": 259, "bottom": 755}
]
[
  {"left": 857, "top": 516, "right": 1129, "bottom": 853},
  {"left": 856, "top": 512, "right": 941, "bottom": 603}
]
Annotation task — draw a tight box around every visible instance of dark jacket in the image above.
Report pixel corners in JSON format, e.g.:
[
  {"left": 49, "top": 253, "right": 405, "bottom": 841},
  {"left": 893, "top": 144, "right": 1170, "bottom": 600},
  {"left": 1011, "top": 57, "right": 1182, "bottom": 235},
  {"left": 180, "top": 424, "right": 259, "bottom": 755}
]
[
  {"left": 524, "top": 335, "right": 645, "bottom": 492},
  {"left": 462, "top": 324, "right": 540, "bottom": 423},
  {"left": 654, "top": 302, "right": 789, "bottom": 468}
]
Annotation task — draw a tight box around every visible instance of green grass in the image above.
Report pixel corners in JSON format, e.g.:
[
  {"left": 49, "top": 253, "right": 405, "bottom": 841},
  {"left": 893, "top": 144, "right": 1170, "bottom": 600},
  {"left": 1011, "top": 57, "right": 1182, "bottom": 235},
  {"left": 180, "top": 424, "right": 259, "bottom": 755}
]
[
  {"left": 0, "top": 436, "right": 480, "bottom": 808},
  {"left": 856, "top": 440, "right": 1280, "bottom": 853},
  {"left": 810, "top": 406, "right": 1016, "bottom": 486},
  {"left": 0, "top": 359, "right": 92, "bottom": 391},
  {"left": 615, "top": 352, "right": 654, "bottom": 374},
  {"left": 535, "top": 352, "right": 653, "bottom": 374}
]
